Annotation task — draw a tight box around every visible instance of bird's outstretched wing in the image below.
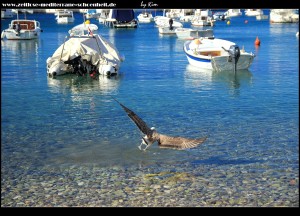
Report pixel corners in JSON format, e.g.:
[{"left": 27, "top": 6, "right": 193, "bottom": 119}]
[
  {"left": 112, "top": 97, "right": 153, "bottom": 136},
  {"left": 156, "top": 134, "right": 207, "bottom": 150}
]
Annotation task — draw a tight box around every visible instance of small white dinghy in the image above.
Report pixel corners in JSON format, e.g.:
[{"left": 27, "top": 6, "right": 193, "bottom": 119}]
[
  {"left": 183, "top": 38, "right": 255, "bottom": 73},
  {"left": 137, "top": 11, "right": 154, "bottom": 23},
  {"left": 157, "top": 18, "right": 183, "bottom": 34}
]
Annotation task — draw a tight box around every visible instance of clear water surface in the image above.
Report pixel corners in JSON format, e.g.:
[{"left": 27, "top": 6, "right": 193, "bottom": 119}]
[{"left": 1, "top": 10, "right": 299, "bottom": 206}]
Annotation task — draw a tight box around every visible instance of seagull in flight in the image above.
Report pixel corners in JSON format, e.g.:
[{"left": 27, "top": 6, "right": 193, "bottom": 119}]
[{"left": 112, "top": 97, "right": 207, "bottom": 151}]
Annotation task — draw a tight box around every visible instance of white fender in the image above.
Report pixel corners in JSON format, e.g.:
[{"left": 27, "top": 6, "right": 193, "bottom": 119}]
[
  {"left": 1, "top": 31, "right": 6, "bottom": 40},
  {"left": 48, "top": 61, "right": 68, "bottom": 76},
  {"left": 99, "top": 64, "right": 117, "bottom": 76}
]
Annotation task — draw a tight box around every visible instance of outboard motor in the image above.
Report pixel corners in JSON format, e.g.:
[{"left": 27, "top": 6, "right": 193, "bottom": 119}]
[
  {"left": 64, "top": 55, "right": 87, "bottom": 76},
  {"left": 222, "top": 45, "right": 240, "bottom": 74}
]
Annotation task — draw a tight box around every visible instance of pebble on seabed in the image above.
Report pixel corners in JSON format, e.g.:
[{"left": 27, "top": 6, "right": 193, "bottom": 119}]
[{"left": 1, "top": 163, "right": 299, "bottom": 207}]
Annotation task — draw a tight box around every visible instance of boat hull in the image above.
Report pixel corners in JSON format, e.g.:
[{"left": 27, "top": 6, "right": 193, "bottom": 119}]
[
  {"left": 175, "top": 28, "right": 198, "bottom": 39},
  {"left": 138, "top": 18, "right": 153, "bottom": 23},
  {"left": 176, "top": 28, "right": 214, "bottom": 40},
  {"left": 1, "top": 29, "right": 40, "bottom": 40},
  {"left": 113, "top": 22, "right": 138, "bottom": 28},
  {"left": 211, "top": 55, "right": 255, "bottom": 71},
  {"left": 191, "top": 20, "right": 215, "bottom": 27},
  {"left": 158, "top": 26, "right": 178, "bottom": 34},
  {"left": 245, "top": 9, "right": 263, "bottom": 17},
  {"left": 256, "top": 15, "right": 269, "bottom": 20},
  {"left": 186, "top": 52, "right": 212, "bottom": 69},
  {"left": 105, "top": 20, "right": 138, "bottom": 28}
]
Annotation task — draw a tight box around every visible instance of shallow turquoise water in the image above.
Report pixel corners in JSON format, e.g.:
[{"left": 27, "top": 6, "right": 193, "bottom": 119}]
[{"left": 1, "top": 10, "right": 298, "bottom": 173}]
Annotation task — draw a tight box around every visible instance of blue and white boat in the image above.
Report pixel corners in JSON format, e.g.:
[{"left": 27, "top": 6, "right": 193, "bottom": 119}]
[{"left": 183, "top": 38, "right": 255, "bottom": 72}]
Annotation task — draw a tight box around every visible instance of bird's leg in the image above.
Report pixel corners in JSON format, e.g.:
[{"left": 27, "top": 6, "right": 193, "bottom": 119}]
[
  {"left": 142, "top": 143, "right": 151, "bottom": 151},
  {"left": 138, "top": 141, "right": 144, "bottom": 150},
  {"left": 138, "top": 138, "right": 148, "bottom": 151}
]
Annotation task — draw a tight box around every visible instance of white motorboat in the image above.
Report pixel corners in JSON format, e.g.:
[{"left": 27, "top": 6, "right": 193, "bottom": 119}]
[
  {"left": 191, "top": 9, "right": 215, "bottom": 27},
  {"left": 191, "top": 15, "right": 215, "bottom": 27},
  {"left": 46, "top": 30, "right": 124, "bottom": 77},
  {"left": 245, "top": 9, "right": 263, "bottom": 16},
  {"left": 137, "top": 11, "right": 154, "bottom": 23},
  {"left": 178, "top": 9, "right": 195, "bottom": 22},
  {"left": 175, "top": 28, "right": 214, "bottom": 40},
  {"left": 155, "top": 16, "right": 182, "bottom": 26},
  {"left": 1, "top": 19, "right": 42, "bottom": 40},
  {"left": 164, "top": 9, "right": 195, "bottom": 22},
  {"left": 55, "top": 10, "right": 74, "bottom": 24},
  {"left": 165, "top": 9, "right": 181, "bottom": 19},
  {"left": 157, "top": 18, "right": 183, "bottom": 34},
  {"left": 244, "top": 9, "right": 269, "bottom": 20},
  {"left": 183, "top": 38, "right": 255, "bottom": 72},
  {"left": 270, "top": 9, "right": 299, "bottom": 23},
  {"left": 224, "top": 9, "right": 242, "bottom": 18},
  {"left": 213, "top": 12, "right": 227, "bottom": 21}
]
